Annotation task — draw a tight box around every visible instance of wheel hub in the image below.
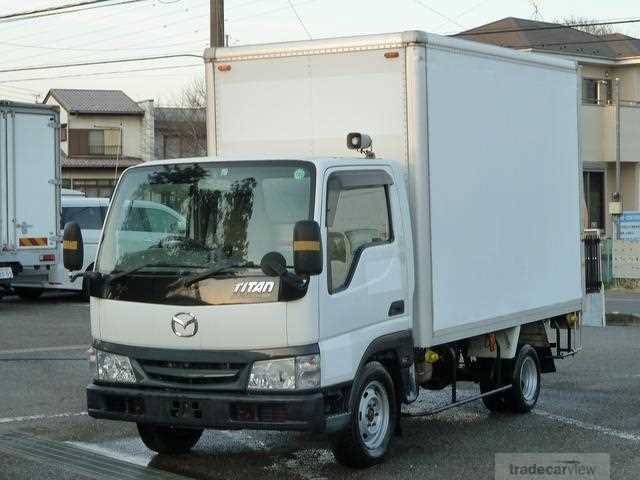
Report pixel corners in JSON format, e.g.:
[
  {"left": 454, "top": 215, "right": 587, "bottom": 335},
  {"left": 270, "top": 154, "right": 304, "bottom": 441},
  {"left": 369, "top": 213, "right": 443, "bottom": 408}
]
[{"left": 357, "top": 380, "right": 390, "bottom": 450}]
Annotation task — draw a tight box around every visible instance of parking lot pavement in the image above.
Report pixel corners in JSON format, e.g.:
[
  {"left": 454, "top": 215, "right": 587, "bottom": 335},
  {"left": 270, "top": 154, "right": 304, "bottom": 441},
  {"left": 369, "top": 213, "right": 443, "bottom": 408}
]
[{"left": 1, "top": 297, "right": 640, "bottom": 479}]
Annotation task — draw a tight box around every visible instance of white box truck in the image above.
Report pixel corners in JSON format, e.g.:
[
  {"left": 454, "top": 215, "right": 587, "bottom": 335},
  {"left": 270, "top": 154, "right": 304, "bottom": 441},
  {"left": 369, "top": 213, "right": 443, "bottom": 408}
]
[
  {"left": 66, "top": 32, "right": 587, "bottom": 468},
  {"left": 0, "top": 101, "right": 62, "bottom": 299}
]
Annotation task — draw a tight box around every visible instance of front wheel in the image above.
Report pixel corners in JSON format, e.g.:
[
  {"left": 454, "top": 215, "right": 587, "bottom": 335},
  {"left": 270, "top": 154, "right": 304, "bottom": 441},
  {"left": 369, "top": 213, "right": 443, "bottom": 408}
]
[
  {"left": 137, "top": 424, "right": 203, "bottom": 454},
  {"left": 330, "top": 361, "right": 397, "bottom": 469}
]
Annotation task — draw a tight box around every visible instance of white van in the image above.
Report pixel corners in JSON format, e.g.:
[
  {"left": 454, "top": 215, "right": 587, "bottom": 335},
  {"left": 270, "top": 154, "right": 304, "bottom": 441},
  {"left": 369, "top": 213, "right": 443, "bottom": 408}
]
[
  {"left": 14, "top": 196, "right": 186, "bottom": 299},
  {"left": 11, "top": 196, "right": 108, "bottom": 298}
]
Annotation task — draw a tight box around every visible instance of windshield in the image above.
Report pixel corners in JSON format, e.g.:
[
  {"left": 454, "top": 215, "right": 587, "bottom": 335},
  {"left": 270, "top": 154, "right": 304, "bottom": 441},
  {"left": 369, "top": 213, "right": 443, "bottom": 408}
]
[{"left": 96, "top": 161, "right": 315, "bottom": 276}]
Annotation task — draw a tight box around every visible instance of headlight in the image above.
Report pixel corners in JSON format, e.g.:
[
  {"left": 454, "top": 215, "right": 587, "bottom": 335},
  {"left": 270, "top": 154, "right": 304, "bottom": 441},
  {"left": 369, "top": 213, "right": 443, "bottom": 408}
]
[
  {"left": 248, "top": 354, "right": 320, "bottom": 391},
  {"left": 95, "top": 350, "right": 137, "bottom": 383}
]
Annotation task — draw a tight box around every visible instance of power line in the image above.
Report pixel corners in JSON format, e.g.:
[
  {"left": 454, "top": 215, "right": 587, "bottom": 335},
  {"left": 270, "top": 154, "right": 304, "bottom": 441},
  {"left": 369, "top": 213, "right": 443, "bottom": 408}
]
[
  {"left": 1, "top": 2, "right": 207, "bottom": 68},
  {"left": 412, "top": 0, "right": 463, "bottom": 28},
  {"left": 0, "top": 63, "right": 202, "bottom": 84},
  {"left": 0, "top": 0, "right": 148, "bottom": 22},
  {"left": 227, "top": 0, "right": 318, "bottom": 23},
  {"left": 0, "top": 37, "right": 209, "bottom": 53},
  {"left": 433, "top": 0, "right": 494, "bottom": 30},
  {"left": 287, "top": 0, "right": 312, "bottom": 39},
  {"left": 456, "top": 18, "right": 640, "bottom": 36},
  {"left": 0, "top": 83, "right": 40, "bottom": 94},
  {"left": 0, "top": 54, "right": 202, "bottom": 74}
]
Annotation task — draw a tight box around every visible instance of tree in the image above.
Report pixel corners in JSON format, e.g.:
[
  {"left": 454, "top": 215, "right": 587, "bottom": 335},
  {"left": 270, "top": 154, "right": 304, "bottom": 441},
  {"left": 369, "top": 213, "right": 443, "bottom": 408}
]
[
  {"left": 155, "top": 78, "right": 207, "bottom": 159},
  {"left": 560, "top": 15, "right": 614, "bottom": 36}
]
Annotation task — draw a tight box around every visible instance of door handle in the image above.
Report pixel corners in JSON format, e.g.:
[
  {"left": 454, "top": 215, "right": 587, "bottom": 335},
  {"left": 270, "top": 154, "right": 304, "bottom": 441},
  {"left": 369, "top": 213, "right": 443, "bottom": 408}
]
[{"left": 388, "top": 300, "right": 405, "bottom": 317}]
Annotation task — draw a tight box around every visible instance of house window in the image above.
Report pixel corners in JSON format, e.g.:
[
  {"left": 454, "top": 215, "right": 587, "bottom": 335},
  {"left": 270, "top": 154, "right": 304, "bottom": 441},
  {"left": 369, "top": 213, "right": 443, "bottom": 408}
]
[
  {"left": 68, "top": 129, "right": 122, "bottom": 157},
  {"left": 69, "top": 178, "right": 116, "bottom": 198},
  {"left": 582, "top": 78, "right": 612, "bottom": 105},
  {"left": 583, "top": 171, "right": 605, "bottom": 230},
  {"left": 60, "top": 124, "right": 67, "bottom": 142}
]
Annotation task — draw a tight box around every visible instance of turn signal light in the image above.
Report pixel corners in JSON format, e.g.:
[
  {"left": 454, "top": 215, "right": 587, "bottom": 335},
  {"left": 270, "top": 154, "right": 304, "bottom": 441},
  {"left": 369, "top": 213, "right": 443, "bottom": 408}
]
[{"left": 217, "top": 64, "right": 232, "bottom": 72}]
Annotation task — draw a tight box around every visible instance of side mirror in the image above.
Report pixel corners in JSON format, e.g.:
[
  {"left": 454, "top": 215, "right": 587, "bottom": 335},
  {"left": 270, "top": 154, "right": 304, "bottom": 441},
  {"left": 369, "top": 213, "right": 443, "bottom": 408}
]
[
  {"left": 63, "top": 222, "right": 84, "bottom": 271},
  {"left": 293, "top": 220, "right": 323, "bottom": 276}
]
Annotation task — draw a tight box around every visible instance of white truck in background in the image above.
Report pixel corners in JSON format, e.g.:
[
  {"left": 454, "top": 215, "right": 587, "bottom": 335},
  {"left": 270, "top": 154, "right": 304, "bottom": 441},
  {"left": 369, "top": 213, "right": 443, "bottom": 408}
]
[
  {"left": 65, "top": 32, "right": 590, "bottom": 468},
  {"left": 11, "top": 195, "right": 109, "bottom": 298},
  {"left": 0, "top": 101, "right": 61, "bottom": 299}
]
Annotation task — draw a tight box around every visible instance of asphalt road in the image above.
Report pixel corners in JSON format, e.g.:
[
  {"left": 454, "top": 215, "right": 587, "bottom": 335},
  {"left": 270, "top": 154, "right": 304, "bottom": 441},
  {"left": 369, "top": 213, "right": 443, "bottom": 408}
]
[{"left": 1, "top": 293, "right": 640, "bottom": 479}]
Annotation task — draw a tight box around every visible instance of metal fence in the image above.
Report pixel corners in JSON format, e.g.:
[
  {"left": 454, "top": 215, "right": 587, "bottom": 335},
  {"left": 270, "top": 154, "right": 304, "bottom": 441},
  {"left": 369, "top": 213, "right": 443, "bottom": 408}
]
[{"left": 583, "top": 231, "right": 603, "bottom": 293}]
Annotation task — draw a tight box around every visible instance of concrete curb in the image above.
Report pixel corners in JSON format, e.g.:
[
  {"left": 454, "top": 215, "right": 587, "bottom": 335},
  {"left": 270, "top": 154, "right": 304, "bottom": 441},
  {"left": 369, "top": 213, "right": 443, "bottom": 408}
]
[{"left": 606, "top": 313, "right": 640, "bottom": 326}]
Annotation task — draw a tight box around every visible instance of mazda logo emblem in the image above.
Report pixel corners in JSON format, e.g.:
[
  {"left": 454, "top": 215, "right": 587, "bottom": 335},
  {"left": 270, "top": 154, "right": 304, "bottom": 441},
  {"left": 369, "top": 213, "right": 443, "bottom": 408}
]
[{"left": 171, "top": 312, "right": 198, "bottom": 338}]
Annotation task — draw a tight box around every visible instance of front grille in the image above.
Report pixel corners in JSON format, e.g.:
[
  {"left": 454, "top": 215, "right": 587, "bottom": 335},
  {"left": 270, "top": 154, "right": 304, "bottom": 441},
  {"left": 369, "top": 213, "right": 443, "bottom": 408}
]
[{"left": 138, "top": 359, "right": 244, "bottom": 386}]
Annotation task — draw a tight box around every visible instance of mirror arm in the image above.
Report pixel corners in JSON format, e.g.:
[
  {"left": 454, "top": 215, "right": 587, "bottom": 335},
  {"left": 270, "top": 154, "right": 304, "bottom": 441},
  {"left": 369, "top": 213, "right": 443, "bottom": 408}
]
[
  {"left": 70, "top": 271, "right": 102, "bottom": 283},
  {"left": 281, "top": 271, "right": 307, "bottom": 290}
]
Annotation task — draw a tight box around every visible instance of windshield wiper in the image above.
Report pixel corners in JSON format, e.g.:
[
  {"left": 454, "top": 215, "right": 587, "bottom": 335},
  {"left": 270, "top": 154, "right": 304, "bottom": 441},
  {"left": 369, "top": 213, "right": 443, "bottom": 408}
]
[
  {"left": 106, "top": 262, "right": 201, "bottom": 283},
  {"left": 172, "top": 259, "right": 259, "bottom": 289}
]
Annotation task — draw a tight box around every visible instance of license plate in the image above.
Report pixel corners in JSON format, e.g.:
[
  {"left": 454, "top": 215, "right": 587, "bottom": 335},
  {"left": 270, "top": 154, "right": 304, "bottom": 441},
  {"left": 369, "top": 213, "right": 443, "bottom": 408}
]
[{"left": 0, "top": 267, "right": 13, "bottom": 280}]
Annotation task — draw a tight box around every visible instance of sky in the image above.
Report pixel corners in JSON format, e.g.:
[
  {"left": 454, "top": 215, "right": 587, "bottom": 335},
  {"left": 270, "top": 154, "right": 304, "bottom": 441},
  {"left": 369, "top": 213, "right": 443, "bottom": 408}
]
[{"left": 1, "top": 0, "right": 639, "bottom": 104}]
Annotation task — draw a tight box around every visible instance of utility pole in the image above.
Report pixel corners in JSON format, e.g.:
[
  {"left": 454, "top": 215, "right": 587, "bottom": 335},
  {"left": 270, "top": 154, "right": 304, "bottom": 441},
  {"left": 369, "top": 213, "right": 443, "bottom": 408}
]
[{"left": 210, "top": 0, "right": 224, "bottom": 47}]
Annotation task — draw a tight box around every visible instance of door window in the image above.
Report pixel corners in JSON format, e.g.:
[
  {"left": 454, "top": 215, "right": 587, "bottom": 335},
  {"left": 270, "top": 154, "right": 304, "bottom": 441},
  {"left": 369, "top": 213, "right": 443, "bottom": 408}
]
[{"left": 326, "top": 173, "right": 393, "bottom": 293}]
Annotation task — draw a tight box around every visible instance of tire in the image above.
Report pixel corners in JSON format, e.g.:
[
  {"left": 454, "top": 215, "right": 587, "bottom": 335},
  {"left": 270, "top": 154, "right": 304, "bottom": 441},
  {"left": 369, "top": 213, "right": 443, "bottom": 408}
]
[
  {"left": 137, "top": 424, "right": 203, "bottom": 454},
  {"left": 480, "top": 377, "right": 508, "bottom": 412},
  {"left": 330, "top": 361, "right": 397, "bottom": 469},
  {"left": 14, "top": 288, "right": 44, "bottom": 300},
  {"left": 503, "top": 344, "right": 541, "bottom": 413}
]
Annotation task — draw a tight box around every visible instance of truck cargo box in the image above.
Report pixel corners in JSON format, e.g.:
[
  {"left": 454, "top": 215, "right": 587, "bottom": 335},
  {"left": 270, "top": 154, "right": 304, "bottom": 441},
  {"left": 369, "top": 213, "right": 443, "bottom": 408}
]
[
  {"left": 204, "top": 31, "right": 582, "bottom": 347},
  {"left": 0, "top": 101, "right": 61, "bottom": 282}
]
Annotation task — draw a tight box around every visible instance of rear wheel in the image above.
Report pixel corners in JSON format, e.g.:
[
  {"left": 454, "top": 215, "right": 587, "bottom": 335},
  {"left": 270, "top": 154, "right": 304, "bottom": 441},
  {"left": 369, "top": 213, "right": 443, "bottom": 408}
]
[
  {"left": 480, "top": 377, "right": 508, "bottom": 412},
  {"left": 14, "top": 288, "right": 44, "bottom": 300},
  {"left": 504, "top": 344, "right": 541, "bottom": 413},
  {"left": 330, "top": 361, "right": 397, "bottom": 469},
  {"left": 479, "top": 344, "right": 541, "bottom": 414},
  {"left": 137, "top": 424, "right": 203, "bottom": 454}
]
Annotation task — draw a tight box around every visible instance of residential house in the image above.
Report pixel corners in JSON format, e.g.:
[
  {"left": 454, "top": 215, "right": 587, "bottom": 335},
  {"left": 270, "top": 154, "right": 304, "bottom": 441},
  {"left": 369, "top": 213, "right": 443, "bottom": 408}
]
[
  {"left": 44, "top": 89, "right": 150, "bottom": 197},
  {"left": 458, "top": 18, "right": 640, "bottom": 237},
  {"left": 138, "top": 101, "right": 206, "bottom": 160}
]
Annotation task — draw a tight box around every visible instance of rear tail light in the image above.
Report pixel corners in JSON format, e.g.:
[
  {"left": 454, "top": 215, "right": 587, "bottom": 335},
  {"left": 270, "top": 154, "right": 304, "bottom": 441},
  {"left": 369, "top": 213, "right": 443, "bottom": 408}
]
[{"left": 40, "top": 254, "right": 56, "bottom": 262}]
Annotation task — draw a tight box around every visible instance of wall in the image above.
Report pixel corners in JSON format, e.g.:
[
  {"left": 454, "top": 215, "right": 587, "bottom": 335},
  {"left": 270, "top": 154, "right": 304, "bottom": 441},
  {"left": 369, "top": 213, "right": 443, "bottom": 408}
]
[
  {"left": 64, "top": 114, "right": 143, "bottom": 158},
  {"left": 44, "top": 96, "right": 69, "bottom": 155},
  {"left": 137, "top": 99, "right": 154, "bottom": 162}
]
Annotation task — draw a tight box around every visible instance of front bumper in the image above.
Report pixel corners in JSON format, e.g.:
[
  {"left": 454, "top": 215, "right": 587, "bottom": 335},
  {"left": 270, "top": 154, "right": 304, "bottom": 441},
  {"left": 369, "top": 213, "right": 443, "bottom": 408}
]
[{"left": 87, "top": 383, "right": 348, "bottom": 433}]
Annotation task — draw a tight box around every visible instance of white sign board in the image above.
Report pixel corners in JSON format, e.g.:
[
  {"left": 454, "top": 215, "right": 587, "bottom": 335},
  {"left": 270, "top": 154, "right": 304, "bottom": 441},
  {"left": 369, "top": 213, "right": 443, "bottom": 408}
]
[{"left": 619, "top": 212, "right": 640, "bottom": 241}]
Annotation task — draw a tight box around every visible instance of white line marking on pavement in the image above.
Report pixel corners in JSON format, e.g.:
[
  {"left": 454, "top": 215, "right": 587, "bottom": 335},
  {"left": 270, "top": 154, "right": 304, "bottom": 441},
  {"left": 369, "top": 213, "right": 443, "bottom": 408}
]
[
  {"left": 68, "top": 441, "right": 149, "bottom": 467},
  {"left": 0, "top": 412, "right": 87, "bottom": 424},
  {"left": 0, "top": 345, "right": 88, "bottom": 355},
  {"left": 535, "top": 410, "right": 640, "bottom": 442}
]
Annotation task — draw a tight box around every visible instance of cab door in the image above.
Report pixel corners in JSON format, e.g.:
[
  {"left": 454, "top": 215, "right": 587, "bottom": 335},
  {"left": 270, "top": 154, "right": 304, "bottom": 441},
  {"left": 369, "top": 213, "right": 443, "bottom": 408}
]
[{"left": 318, "top": 166, "right": 411, "bottom": 386}]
